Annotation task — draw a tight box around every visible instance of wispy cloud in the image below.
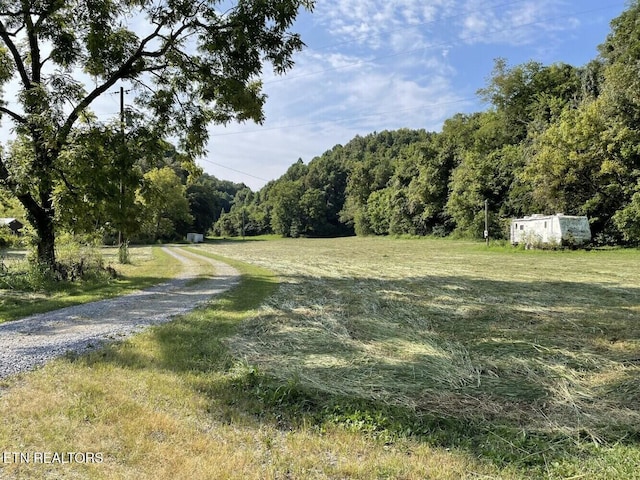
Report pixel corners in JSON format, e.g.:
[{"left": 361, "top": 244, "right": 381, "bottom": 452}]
[
  {"left": 457, "top": 0, "right": 575, "bottom": 46},
  {"left": 314, "top": 0, "right": 456, "bottom": 52},
  {"left": 0, "top": 0, "right": 626, "bottom": 191}
]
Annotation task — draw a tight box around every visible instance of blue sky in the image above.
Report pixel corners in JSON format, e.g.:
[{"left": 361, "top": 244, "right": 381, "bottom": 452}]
[{"left": 203, "top": 0, "right": 628, "bottom": 190}]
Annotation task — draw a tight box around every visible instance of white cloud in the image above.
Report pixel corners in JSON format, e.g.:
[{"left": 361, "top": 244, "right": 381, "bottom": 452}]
[
  {"left": 457, "top": 0, "right": 578, "bottom": 46},
  {"left": 204, "top": 120, "right": 362, "bottom": 189},
  {"left": 335, "top": 71, "right": 468, "bottom": 131},
  {"left": 0, "top": 0, "right": 625, "bottom": 194},
  {"left": 314, "top": 0, "right": 453, "bottom": 52}
]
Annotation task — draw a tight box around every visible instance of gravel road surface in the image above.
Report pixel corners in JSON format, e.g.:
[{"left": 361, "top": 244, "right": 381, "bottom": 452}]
[{"left": 0, "top": 247, "right": 240, "bottom": 379}]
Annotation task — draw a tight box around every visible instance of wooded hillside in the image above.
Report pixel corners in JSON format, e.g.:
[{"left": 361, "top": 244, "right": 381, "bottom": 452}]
[{"left": 215, "top": 2, "right": 640, "bottom": 245}]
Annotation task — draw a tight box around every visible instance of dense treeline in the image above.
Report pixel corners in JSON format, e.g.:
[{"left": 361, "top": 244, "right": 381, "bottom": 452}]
[
  {"left": 4, "top": 2, "right": 639, "bottom": 247},
  {"left": 64, "top": 137, "right": 249, "bottom": 244},
  {"left": 0, "top": 134, "right": 247, "bottom": 245},
  {"left": 213, "top": 2, "right": 640, "bottom": 245}
]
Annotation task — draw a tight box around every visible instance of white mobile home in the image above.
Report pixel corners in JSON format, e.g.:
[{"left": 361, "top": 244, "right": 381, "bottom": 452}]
[{"left": 510, "top": 214, "right": 591, "bottom": 247}]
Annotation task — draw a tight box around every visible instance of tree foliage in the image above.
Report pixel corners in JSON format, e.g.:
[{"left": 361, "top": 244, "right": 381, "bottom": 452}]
[
  {"left": 187, "top": 174, "right": 247, "bottom": 235},
  {"left": 0, "top": 0, "right": 313, "bottom": 268},
  {"left": 5, "top": 0, "right": 640, "bottom": 247},
  {"left": 225, "top": 2, "right": 640, "bottom": 245},
  {"left": 137, "top": 167, "right": 192, "bottom": 242}
]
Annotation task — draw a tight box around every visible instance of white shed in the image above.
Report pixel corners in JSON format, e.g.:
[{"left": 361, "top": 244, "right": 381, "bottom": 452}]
[
  {"left": 186, "top": 232, "right": 204, "bottom": 243},
  {"left": 510, "top": 214, "right": 591, "bottom": 247}
]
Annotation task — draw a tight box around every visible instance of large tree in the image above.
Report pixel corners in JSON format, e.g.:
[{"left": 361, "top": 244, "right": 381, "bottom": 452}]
[
  {"left": 137, "top": 166, "right": 192, "bottom": 242},
  {"left": 0, "top": 0, "right": 313, "bottom": 268}
]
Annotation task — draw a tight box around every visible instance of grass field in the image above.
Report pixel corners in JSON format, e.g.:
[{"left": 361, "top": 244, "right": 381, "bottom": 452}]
[
  {"left": 195, "top": 237, "right": 640, "bottom": 477},
  {"left": 0, "top": 237, "right": 638, "bottom": 479}
]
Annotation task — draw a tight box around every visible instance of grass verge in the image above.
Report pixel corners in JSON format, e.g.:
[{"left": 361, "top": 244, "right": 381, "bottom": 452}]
[{"left": 0, "top": 246, "right": 181, "bottom": 323}]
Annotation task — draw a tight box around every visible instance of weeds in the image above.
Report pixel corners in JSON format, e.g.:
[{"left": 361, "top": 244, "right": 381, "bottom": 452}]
[
  {"left": 119, "top": 241, "right": 130, "bottom": 264},
  {"left": 1, "top": 251, "right": 114, "bottom": 291}
]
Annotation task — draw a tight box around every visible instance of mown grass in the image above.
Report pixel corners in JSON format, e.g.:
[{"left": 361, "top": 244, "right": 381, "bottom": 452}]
[
  {"left": 0, "top": 245, "right": 499, "bottom": 479},
  {"left": 0, "top": 246, "right": 181, "bottom": 322},
  {"left": 199, "top": 237, "right": 640, "bottom": 478},
  {"left": 0, "top": 238, "right": 638, "bottom": 479}
]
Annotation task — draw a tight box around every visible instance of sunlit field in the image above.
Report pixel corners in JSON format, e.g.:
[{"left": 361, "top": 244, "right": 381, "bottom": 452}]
[
  {"left": 197, "top": 237, "right": 640, "bottom": 477},
  {"left": 0, "top": 237, "right": 638, "bottom": 479}
]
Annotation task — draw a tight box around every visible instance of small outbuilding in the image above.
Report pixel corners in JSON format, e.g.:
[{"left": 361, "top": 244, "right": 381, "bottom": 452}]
[
  {"left": 510, "top": 214, "right": 591, "bottom": 247},
  {"left": 186, "top": 232, "right": 204, "bottom": 243},
  {"left": 0, "top": 218, "right": 24, "bottom": 235}
]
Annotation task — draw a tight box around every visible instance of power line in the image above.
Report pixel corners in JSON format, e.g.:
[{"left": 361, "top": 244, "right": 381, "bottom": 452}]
[{"left": 199, "top": 158, "right": 270, "bottom": 182}]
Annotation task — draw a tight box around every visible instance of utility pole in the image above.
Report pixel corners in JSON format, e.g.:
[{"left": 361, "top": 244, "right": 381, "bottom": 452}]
[
  {"left": 120, "top": 86, "right": 125, "bottom": 129},
  {"left": 241, "top": 195, "right": 246, "bottom": 240},
  {"left": 118, "top": 86, "right": 125, "bottom": 247},
  {"left": 484, "top": 199, "right": 489, "bottom": 246}
]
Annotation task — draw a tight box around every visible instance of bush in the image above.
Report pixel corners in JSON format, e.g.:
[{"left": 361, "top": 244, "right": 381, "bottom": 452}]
[
  {"left": 55, "top": 234, "right": 117, "bottom": 282},
  {"left": 0, "top": 226, "right": 21, "bottom": 248},
  {"left": 118, "top": 241, "right": 130, "bottom": 264}
]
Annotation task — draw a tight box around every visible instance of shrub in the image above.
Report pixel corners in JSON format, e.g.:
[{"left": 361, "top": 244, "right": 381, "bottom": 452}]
[{"left": 0, "top": 226, "right": 21, "bottom": 248}]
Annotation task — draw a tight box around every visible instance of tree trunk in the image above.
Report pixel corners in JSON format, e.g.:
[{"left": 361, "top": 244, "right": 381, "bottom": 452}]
[
  {"left": 31, "top": 148, "right": 58, "bottom": 270},
  {"left": 5, "top": 148, "right": 60, "bottom": 270},
  {"left": 16, "top": 189, "right": 57, "bottom": 269},
  {"left": 33, "top": 209, "right": 57, "bottom": 269}
]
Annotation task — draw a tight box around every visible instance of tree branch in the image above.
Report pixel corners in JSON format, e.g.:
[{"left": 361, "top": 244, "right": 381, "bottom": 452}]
[
  {"left": 2, "top": 24, "right": 25, "bottom": 37},
  {"left": 0, "top": 106, "right": 26, "bottom": 124},
  {"left": 53, "top": 165, "right": 79, "bottom": 198},
  {"left": 57, "top": 2, "right": 237, "bottom": 150},
  {"left": 56, "top": 13, "right": 187, "bottom": 146},
  {"left": 140, "top": 20, "right": 194, "bottom": 59},
  {"left": 0, "top": 152, "right": 46, "bottom": 224},
  {"left": 22, "top": 4, "right": 41, "bottom": 84},
  {"left": 0, "top": 19, "right": 31, "bottom": 88}
]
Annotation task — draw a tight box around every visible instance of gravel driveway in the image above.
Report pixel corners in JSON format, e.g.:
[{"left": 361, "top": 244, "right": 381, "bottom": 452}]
[{"left": 0, "top": 247, "right": 240, "bottom": 379}]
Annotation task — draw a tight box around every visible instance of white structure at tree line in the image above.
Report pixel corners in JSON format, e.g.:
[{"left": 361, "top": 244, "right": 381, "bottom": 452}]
[
  {"left": 510, "top": 214, "right": 591, "bottom": 246},
  {"left": 186, "top": 233, "right": 204, "bottom": 243}
]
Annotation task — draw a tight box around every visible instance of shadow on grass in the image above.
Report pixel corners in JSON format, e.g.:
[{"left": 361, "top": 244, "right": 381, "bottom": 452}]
[{"left": 76, "top": 266, "right": 640, "bottom": 476}]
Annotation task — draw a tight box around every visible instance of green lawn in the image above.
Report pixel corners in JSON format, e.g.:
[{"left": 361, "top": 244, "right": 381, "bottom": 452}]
[{"left": 0, "top": 238, "right": 638, "bottom": 479}]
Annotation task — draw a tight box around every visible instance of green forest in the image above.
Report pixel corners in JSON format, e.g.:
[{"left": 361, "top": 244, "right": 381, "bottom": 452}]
[
  {"left": 3, "top": 1, "right": 640, "bottom": 252},
  {"left": 214, "top": 3, "right": 640, "bottom": 245}
]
